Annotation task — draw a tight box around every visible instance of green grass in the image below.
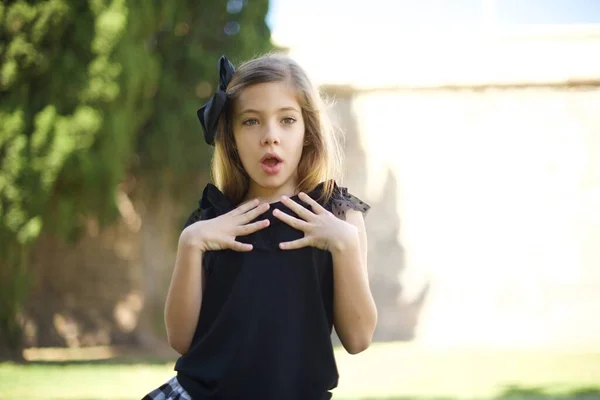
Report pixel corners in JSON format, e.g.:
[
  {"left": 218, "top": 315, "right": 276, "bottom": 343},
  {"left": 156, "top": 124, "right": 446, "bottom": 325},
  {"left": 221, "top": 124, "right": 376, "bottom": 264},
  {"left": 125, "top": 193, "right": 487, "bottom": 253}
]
[
  {"left": 1, "top": 342, "right": 599, "bottom": 400},
  {"left": 332, "top": 343, "right": 600, "bottom": 399}
]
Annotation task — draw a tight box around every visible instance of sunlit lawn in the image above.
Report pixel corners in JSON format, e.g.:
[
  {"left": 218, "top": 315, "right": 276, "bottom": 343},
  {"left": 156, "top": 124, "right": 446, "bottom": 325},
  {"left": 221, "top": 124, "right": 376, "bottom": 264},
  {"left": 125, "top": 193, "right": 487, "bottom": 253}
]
[{"left": 1, "top": 342, "right": 599, "bottom": 400}]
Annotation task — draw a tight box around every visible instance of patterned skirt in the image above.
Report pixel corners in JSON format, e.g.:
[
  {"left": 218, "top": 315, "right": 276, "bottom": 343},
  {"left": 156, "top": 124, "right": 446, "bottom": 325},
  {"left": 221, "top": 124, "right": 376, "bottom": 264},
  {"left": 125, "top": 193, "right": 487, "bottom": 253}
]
[{"left": 142, "top": 376, "right": 191, "bottom": 400}]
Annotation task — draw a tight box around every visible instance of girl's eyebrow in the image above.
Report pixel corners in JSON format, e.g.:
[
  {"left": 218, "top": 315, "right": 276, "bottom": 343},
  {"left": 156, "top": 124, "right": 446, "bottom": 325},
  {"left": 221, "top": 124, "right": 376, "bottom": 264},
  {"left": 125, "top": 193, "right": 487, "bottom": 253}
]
[{"left": 238, "top": 106, "right": 300, "bottom": 115}]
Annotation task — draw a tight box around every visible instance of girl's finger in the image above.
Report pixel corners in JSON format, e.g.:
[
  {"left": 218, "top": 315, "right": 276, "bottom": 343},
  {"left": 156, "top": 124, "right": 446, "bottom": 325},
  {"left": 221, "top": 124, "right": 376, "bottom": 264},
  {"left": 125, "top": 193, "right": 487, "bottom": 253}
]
[
  {"left": 230, "top": 198, "right": 260, "bottom": 216},
  {"left": 279, "top": 237, "right": 311, "bottom": 250},
  {"left": 235, "top": 219, "right": 270, "bottom": 236},
  {"left": 272, "top": 209, "right": 310, "bottom": 231},
  {"left": 237, "top": 202, "right": 270, "bottom": 224},
  {"left": 229, "top": 240, "right": 253, "bottom": 252},
  {"left": 298, "top": 192, "right": 326, "bottom": 214},
  {"left": 280, "top": 195, "right": 314, "bottom": 220}
]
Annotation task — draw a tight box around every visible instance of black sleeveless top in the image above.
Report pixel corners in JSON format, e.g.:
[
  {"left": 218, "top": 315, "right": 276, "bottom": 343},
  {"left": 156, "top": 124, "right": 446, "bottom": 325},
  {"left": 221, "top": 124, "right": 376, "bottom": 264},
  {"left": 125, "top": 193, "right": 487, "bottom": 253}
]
[{"left": 174, "top": 180, "right": 370, "bottom": 400}]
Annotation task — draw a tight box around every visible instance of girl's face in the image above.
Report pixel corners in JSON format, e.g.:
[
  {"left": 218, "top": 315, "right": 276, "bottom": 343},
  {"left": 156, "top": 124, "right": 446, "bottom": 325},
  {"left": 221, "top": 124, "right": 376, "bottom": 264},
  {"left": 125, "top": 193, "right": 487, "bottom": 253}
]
[{"left": 232, "top": 81, "right": 305, "bottom": 198}]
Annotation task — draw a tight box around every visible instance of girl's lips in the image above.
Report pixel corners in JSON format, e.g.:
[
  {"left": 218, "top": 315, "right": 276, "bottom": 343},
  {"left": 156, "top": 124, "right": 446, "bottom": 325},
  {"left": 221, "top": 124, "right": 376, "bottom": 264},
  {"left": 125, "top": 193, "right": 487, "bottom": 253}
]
[
  {"left": 259, "top": 152, "right": 283, "bottom": 175},
  {"left": 260, "top": 152, "right": 283, "bottom": 163},
  {"left": 260, "top": 159, "right": 283, "bottom": 175}
]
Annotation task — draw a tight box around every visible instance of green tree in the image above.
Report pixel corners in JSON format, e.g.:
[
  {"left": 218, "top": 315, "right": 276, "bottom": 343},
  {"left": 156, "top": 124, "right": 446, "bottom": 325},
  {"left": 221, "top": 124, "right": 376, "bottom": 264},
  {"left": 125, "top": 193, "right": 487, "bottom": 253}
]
[
  {"left": 0, "top": 0, "right": 129, "bottom": 359},
  {"left": 134, "top": 0, "right": 272, "bottom": 195}
]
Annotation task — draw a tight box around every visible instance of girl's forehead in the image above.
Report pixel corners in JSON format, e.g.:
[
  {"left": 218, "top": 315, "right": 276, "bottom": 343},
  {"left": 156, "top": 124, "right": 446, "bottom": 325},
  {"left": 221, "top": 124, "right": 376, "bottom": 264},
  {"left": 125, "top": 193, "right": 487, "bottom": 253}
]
[{"left": 234, "top": 81, "right": 301, "bottom": 112}]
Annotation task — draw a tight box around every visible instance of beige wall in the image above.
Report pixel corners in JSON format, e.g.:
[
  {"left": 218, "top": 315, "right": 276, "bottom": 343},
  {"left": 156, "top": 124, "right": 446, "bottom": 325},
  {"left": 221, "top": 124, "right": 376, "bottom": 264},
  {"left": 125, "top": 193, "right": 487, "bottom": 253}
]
[{"left": 324, "top": 43, "right": 600, "bottom": 348}]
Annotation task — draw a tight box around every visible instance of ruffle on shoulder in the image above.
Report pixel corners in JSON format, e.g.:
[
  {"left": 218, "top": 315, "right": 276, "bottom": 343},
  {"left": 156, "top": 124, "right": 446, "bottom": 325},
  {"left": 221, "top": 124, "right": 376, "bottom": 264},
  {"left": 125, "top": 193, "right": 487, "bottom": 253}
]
[
  {"left": 182, "top": 183, "right": 232, "bottom": 230},
  {"left": 182, "top": 208, "right": 203, "bottom": 230},
  {"left": 199, "top": 183, "right": 237, "bottom": 214},
  {"left": 329, "top": 182, "right": 370, "bottom": 220}
]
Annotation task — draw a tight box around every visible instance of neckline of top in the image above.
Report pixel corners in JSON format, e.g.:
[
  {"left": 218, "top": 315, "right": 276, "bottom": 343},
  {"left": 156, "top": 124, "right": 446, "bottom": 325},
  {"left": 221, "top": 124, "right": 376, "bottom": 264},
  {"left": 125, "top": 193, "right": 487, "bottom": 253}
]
[{"left": 199, "top": 180, "right": 334, "bottom": 214}]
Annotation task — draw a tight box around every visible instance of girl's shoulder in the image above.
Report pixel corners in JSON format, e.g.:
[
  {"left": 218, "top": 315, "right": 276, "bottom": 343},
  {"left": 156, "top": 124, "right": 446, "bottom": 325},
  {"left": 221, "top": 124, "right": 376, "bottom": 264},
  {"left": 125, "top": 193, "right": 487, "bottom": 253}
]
[
  {"left": 315, "top": 180, "right": 371, "bottom": 220},
  {"left": 182, "top": 205, "right": 212, "bottom": 230},
  {"left": 182, "top": 183, "right": 224, "bottom": 230}
]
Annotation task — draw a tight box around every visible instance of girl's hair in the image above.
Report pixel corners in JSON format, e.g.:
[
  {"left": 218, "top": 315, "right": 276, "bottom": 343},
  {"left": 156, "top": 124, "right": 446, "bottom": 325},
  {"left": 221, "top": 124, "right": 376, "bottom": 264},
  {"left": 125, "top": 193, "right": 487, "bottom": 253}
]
[{"left": 211, "top": 53, "right": 343, "bottom": 205}]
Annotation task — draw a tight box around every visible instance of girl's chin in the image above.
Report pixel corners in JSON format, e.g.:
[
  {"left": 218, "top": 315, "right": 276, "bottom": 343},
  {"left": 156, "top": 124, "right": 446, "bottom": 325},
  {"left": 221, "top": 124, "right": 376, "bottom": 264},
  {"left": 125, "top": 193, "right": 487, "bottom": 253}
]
[{"left": 249, "top": 171, "right": 293, "bottom": 188}]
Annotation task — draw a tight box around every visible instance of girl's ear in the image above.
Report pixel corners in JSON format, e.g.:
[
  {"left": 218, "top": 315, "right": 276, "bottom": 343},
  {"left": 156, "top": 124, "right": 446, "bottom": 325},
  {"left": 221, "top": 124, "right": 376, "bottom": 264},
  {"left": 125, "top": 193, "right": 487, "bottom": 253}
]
[{"left": 303, "top": 135, "right": 310, "bottom": 147}]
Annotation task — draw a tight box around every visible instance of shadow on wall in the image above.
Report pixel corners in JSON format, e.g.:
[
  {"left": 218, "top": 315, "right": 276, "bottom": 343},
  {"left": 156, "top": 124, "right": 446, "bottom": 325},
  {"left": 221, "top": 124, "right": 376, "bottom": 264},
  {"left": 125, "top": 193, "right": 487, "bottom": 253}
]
[
  {"left": 25, "top": 219, "right": 142, "bottom": 349},
  {"left": 23, "top": 183, "right": 185, "bottom": 357},
  {"left": 324, "top": 86, "right": 429, "bottom": 343},
  {"left": 368, "top": 169, "right": 430, "bottom": 342},
  {"left": 23, "top": 172, "right": 206, "bottom": 356}
]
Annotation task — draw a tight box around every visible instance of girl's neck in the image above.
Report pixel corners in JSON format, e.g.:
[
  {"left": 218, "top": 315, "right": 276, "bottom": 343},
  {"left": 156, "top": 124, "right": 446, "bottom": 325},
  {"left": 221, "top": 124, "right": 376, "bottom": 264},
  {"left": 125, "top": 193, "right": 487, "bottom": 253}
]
[{"left": 245, "top": 178, "right": 299, "bottom": 204}]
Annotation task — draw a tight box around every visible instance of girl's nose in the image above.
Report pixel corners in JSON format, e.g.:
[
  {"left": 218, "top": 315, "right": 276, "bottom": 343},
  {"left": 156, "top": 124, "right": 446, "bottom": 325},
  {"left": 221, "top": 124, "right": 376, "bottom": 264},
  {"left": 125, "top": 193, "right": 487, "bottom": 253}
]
[{"left": 261, "top": 120, "right": 280, "bottom": 145}]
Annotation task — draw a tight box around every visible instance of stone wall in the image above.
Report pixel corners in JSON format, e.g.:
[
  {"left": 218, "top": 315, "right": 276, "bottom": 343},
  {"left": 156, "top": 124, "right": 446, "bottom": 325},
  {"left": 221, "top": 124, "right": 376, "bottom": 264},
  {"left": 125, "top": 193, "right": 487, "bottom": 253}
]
[
  {"left": 312, "top": 25, "right": 600, "bottom": 349},
  {"left": 24, "top": 180, "right": 195, "bottom": 356},
  {"left": 324, "top": 79, "right": 600, "bottom": 350}
]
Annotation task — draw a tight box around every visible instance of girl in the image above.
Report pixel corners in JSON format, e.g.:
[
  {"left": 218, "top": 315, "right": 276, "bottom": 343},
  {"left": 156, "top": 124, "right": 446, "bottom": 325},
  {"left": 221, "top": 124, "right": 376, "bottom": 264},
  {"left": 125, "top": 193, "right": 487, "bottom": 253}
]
[{"left": 143, "top": 53, "right": 377, "bottom": 400}]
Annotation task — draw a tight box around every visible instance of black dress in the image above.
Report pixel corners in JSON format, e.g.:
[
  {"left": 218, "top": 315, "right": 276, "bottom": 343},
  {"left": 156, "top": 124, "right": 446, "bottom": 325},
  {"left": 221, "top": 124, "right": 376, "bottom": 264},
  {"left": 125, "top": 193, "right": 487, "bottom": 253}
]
[{"left": 174, "top": 180, "right": 370, "bottom": 400}]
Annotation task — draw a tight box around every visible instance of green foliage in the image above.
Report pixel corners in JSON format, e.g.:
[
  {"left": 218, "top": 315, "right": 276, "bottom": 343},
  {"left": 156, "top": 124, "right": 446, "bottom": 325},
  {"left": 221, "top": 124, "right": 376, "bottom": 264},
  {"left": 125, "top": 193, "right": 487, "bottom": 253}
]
[
  {"left": 0, "top": 0, "right": 127, "bottom": 241},
  {"left": 135, "top": 0, "right": 272, "bottom": 195},
  {"left": 0, "top": 0, "right": 128, "bottom": 357},
  {"left": 0, "top": 0, "right": 272, "bottom": 358}
]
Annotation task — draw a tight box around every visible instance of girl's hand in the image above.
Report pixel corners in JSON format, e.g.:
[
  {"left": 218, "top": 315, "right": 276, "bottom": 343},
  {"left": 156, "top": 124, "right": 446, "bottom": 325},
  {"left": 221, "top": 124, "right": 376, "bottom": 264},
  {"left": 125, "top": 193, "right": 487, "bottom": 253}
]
[
  {"left": 181, "top": 199, "right": 270, "bottom": 252},
  {"left": 273, "top": 192, "right": 358, "bottom": 252}
]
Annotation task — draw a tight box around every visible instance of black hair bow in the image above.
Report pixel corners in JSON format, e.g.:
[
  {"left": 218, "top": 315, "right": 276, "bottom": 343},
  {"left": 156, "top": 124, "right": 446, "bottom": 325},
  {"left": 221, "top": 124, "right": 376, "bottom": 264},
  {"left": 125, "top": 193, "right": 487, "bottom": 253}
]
[{"left": 197, "top": 55, "right": 235, "bottom": 146}]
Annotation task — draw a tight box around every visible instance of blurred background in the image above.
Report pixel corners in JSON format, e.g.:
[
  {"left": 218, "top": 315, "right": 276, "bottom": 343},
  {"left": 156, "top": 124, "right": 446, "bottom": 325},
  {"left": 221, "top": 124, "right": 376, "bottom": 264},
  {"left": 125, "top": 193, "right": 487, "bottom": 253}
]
[{"left": 1, "top": 0, "right": 600, "bottom": 399}]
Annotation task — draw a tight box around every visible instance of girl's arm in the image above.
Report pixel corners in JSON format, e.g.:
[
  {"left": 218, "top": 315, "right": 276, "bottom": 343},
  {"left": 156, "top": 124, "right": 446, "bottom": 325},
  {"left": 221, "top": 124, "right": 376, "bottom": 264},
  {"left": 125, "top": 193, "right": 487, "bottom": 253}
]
[
  {"left": 164, "top": 232, "right": 205, "bottom": 355},
  {"left": 164, "top": 200, "right": 271, "bottom": 355},
  {"left": 331, "top": 209, "right": 377, "bottom": 354}
]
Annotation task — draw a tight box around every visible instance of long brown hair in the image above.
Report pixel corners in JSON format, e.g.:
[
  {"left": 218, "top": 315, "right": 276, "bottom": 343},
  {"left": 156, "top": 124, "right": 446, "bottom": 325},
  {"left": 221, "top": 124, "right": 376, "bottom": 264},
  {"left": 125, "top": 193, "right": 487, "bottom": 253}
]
[{"left": 211, "top": 53, "right": 343, "bottom": 205}]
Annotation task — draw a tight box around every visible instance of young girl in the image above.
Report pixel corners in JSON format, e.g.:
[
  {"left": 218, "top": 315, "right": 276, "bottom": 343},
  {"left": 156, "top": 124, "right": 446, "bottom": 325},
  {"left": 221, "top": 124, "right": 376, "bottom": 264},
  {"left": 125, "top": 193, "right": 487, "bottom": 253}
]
[{"left": 143, "top": 53, "right": 377, "bottom": 400}]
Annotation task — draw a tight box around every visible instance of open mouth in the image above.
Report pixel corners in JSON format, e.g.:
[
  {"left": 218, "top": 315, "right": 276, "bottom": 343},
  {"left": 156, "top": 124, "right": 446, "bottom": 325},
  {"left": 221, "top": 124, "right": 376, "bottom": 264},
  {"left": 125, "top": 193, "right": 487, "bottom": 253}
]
[
  {"left": 262, "top": 157, "right": 280, "bottom": 167},
  {"left": 260, "top": 153, "right": 283, "bottom": 174}
]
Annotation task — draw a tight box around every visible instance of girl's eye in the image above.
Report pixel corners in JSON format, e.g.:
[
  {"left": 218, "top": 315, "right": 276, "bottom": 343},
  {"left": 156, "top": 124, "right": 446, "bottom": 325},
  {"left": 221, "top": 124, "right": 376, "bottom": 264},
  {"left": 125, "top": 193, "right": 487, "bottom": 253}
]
[
  {"left": 282, "top": 117, "right": 296, "bottom": 125},
  {"left": 243, "top": 119, "right": 259, "bottom": 126}
]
